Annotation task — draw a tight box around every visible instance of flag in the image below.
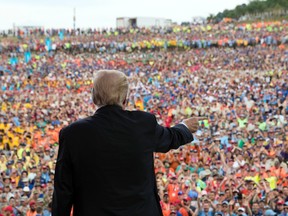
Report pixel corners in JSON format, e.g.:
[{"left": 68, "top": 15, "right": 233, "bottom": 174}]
[
  {"left": 45, "top": 37, "right": 52, "bottom": 51},
  {"left": 59, "top": 30, "right": 64, "bottom": 41},
  {"left": 24, "top": 51, "right": 31, "bottom": 63},
  {"left": 10, "top": 57, "right": 18, "bottom": 66}
]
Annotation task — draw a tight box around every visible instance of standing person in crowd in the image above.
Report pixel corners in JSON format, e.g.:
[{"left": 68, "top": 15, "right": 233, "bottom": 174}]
[
  {"left": 52, "top": 70, "right": 204, "bottom": 215},
  {"left": 26, "top": 201, "right": 37, "bottom": 216}
]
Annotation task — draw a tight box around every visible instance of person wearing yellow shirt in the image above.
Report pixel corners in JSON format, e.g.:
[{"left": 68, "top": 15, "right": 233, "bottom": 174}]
[
  {"left": 10, "top": 170, "right": 20, "bottom": 186},
  {"left": 15, "top": 126, "right": 25, "bottom": 134},
  {"left": 7, "top": 129, "right": 13, "bottom": 138},
  {"left": 0, "top": 154, "right": 7, "bottom": 171},
  {"left": 0, "top": 122, "right": 5, "bottom": 130},
  {"left": 1, "top": 135, "right": 10, "bottom": 149},
  {"left": 17, "top": 143, "right": 26, "bottom": 159},
  {"left": 25, "top": 136, "right": 32, "bottom": 146},
  {"left": 244, "top": 168, "right": 260, "bottom": 184},
  {"left": 0, "top": 122, "right": 10, "bottom": 133},
  {"left": 135, "top": 96, "right": 144, "bottom": 111},
  {"left": 1, "top": 102, "right": 7, "bottom": 112},
  {"left": 30, "top": 150, "right": 40, "bottom": 166},
  {"left": 12, "top": 135, "right": 20, "bottom": 147},
  {"left": 265, "top": 170, "right": 277, "bottom": 190},
  {"left": 24, "top": 103, "right": 32, "bottom": 109}
]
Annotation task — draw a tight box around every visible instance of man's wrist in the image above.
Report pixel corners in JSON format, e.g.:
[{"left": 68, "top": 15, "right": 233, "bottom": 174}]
[{"left": 180, "top": 122, "right": 189, "bottom": 130}]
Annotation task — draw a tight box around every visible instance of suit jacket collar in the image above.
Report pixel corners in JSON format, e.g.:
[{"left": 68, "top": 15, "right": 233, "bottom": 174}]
[{"left": 94, "top": 104, "right": 123, "bottom": 115}]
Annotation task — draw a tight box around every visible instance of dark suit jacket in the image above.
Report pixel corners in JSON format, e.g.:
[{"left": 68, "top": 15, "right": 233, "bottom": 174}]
[{"left": 52, "top": 105, "right": 193, "bottom": 216}]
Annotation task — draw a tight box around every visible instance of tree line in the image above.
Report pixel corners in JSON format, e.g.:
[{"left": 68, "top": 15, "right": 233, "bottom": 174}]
[{"left": 208, "top": 0, "right": 288, "bottom": 22}]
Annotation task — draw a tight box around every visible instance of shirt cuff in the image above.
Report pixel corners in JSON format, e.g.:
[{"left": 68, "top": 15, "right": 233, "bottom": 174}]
[{"left": 180, "top": 122, "right": 189, "bottom": 130}]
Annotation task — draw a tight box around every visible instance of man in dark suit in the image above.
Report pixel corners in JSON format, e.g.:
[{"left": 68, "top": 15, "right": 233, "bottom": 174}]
[{"left": 52, "top": 70, "right": 205, "bottom": 216}]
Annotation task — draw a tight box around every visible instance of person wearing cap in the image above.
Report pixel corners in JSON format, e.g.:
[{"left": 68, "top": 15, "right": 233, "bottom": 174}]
[
  {"left": 244, "top": 167, "right": 260, "bottom": 184},
  {"left": 274, "top": 200, "right": 285, "bottom": 215},
  {"left": 160, "top": 193, "right": 170, "bottom": 216},
  {"left": 26, "top": 200, "right": 37, "bottom": 216},
  {"left": 264, "top": 209, "right": 277, "bottom": 216},
  {"left": 177, "top": 197, "right": 191, "bottom": 216},
  {"left": 40, "top": 166, "right": 50, "bottom": 184},
  {"left": 220, "top": 200, "right": 231, "bottom": 216},
  {"left": 37, "top": 197, "right": 45, "bottom": 205},
  {"left": 27, "top": 167, "right": 37, "bottom": 182},
  {"left": 3, "top": 175, "right": 11, "bottom": 186},
  {"left": 167, "top": 174, "right": 180, "bottom": 204},
  {"left": 237, "top": 206, "right": 248, "bottom": 215},
  {"left": 21, "top": 177, "right": 30, "bottom": 189},
  {"left": 194, "top": 197, "right": 215, "bottom": 216},
  {"left": 17, "top": 196, "right": 29, "bottom": 216},
  {"left": 52, "top": 70, "right": 204, "bottom": 216},
  {"left": 29, "top": 189, "right": 39, "bottom": 205},
  {"left": 3, "top": 205, "right": 14, "bottom": 216}
]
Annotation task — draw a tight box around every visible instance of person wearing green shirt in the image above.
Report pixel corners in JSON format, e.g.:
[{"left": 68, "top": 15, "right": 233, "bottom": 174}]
[
  {"left": 236, "top": 133, "right": 245, "bottom": 149},
  {"left": 258, "top": 121, "right": 266, "bottom": 131},
  {"left": 235, "top": 112, "right": 248, "bottom": 128}
]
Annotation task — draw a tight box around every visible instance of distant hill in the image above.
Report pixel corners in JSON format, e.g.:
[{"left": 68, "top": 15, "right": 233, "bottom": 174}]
[{"left": 208, "top": 0, "right": 288, "bottom": 22}]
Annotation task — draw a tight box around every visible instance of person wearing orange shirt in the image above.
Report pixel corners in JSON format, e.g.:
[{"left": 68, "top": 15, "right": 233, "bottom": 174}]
[
  {"left": 161, "top": 193, "right": 171, "bottom": 216},
  {"left": 26, "top": 201, "right": 37, "bottom": 216},
  {"left": 270, "top": 161, "right": 286, "bottom": 179},
  {"left": 170, "top": 152, "right": 181, "bottom": 172},
  {"left": 167, "top": 175, "right": 180, "bottom": 204},
  {"left": 46, "top": 126, "right": 58, "bottom": 145},
  {"left": 178, "top": 197, "right": 192, "bottom": 216}
]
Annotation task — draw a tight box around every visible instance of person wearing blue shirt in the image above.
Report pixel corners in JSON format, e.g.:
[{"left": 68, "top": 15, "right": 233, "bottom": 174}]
[
  {"left": 194, "top": 199, "right": 215, "bottom": 216},
  {"left": 43, "top": 202, "right": 52, "bottom": 216},
  {"left": 40, "top": 167, "right": 50, "bottom": 184}
]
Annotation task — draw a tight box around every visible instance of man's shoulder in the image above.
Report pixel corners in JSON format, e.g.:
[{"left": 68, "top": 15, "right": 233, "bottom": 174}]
[
  {"left": 126, "top": 110, "right": 157, "bottom": 125},
  {"left": 126, "top": 110, "right": 155, "bottom": 119},
  {"left": 61, "top": 117, "right": 94, "bottom": 134}
]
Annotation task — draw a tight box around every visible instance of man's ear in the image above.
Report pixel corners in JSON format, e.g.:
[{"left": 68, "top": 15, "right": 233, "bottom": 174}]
[{"left": 122, "top": 98, "right": 127, "bottom": 106}]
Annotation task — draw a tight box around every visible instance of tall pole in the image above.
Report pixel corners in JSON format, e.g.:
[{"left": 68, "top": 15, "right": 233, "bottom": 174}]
[
  {"left": 73, "top": 8, "right": 76, "bottom": 31},
  {"left": 13, "top": 23, "right": 16, "bottom": 36}
]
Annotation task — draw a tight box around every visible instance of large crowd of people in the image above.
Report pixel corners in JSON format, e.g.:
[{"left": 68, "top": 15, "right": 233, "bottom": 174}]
[{"left": 0, "top": 20, "right": 288, "bottom": 216}]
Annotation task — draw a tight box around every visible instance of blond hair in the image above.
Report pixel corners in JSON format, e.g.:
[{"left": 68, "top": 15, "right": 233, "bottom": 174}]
[{"left": 92, "top": 70, "right": 128, "bottom": 107}]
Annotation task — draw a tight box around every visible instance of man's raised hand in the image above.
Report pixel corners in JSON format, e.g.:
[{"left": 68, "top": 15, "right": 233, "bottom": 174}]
[{"left": 183, "top": 116, "right": 207, "bottom": 133}]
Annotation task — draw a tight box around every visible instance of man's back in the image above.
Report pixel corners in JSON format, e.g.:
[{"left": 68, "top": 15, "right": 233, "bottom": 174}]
[
  {"left": 53, "top": 105, "right": 194, "bottom": 215},
  {"left": 68, "top": 105, "right": 161, "bottom": 215},
  {"left": 53, "top": 70, "right": 198, "bottom": 216}
]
